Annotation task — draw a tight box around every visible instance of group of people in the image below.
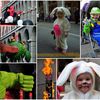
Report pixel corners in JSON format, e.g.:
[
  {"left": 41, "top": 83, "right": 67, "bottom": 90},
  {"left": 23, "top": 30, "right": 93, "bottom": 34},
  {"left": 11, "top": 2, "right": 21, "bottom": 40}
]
[{"left": 0, "top": 5, "right": 23, "bottom": 25}]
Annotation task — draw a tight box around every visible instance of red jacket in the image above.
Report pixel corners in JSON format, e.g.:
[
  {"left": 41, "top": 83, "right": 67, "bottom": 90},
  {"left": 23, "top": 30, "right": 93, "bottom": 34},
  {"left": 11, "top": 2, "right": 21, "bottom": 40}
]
[{"left": 7, "top": 6, "right": 15, "bottom": 16}]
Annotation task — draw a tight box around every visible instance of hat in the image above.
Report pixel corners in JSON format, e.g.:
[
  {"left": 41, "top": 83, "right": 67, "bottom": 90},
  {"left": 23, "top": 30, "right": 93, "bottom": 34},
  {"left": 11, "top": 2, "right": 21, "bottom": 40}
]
[
  {"left": 57, "top": 61, "right": 100, "bottom": 86},
  {"left": 50, "top": 7, "right": 71, "bottom": 17},
  {"left": 90, "top": 7, "right": 100, "bottom": 14}
]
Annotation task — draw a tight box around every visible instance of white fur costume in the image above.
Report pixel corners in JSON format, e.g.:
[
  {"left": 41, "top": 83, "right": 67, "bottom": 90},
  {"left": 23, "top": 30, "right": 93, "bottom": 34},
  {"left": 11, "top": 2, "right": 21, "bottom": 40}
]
[
  {"left": 51, "top": 7, "right": 71, "bottom": 50},
  {"left": 57, "top": 61, "right": 100, "bottom": 99}
]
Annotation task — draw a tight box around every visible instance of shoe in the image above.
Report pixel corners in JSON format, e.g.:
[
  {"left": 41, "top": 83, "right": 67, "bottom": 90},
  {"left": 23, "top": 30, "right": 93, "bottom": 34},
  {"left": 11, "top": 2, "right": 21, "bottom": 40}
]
[
  {"left": 54, "top": 47, "right": 59, "bottom": 51},
  {"left": 62, "top": 50, "right": 66, "bottom": 54}
]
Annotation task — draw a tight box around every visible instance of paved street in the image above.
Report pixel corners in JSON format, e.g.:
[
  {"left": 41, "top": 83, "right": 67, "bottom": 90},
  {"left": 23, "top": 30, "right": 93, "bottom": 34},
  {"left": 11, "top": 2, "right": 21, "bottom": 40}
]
[
  {"left": 81, "top": 41, "right": 100, "bottom": 58},
  {"left": 37, "top": 22, "right": 80, "bottom": 58}
]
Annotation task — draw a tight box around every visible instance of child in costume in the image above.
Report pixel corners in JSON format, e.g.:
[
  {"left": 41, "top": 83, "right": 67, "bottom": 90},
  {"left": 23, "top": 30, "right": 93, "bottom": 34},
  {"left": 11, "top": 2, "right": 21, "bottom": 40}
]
[
  {"left": 83, "top": 7, "right": 100, "bottom": 46},
  {"left": 50, "top": 7, "right": 71, "bottom": 54},
  {"left": 57, "top": 61, "right": 100, "bottom": 99}
]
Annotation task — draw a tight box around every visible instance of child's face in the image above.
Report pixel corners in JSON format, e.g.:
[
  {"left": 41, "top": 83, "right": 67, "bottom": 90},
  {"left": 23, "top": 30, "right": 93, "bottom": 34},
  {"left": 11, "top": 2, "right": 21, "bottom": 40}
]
[
  {"left": 76, "top": 72, "right": 93, "bottom": 94},
  {"left": 91, "top": 14, "right": 99, "bottom": 19},
  {"left": 57, "top": 11, "right": 64, "bottom": 19}
]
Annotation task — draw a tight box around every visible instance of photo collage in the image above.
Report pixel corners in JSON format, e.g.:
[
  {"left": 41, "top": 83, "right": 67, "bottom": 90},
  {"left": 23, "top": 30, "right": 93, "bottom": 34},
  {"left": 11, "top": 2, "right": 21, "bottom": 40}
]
[{"left": 0, "top": 0, "right": 100, "bottom": 99}]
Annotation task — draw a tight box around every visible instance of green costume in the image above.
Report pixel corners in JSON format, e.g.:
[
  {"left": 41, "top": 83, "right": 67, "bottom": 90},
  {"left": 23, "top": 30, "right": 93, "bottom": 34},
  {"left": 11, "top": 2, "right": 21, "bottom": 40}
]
[
  {"left": 0, "top": 71, "right": 34, "bottom": 99},
  {"left": 1, "top": 41, "right": 31, "bottom": 62},
  {"left": 83, "top": 7, "right": 100, "bottom": 34}
]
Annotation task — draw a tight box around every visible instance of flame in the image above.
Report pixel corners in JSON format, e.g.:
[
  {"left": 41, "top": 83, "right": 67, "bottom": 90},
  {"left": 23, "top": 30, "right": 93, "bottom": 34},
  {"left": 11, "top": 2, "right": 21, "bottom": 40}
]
[
  {"left": 42, "top": 58, "right": 54, "bottom": 76},
  {"left": 43, "top": 91, "right": 49, "bottom": 100}
]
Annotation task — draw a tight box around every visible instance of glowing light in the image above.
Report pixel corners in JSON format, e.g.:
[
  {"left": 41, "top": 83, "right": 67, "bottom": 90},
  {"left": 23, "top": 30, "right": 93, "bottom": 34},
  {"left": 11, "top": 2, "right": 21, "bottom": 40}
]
[{"left": 42, "top": 58, "right": 54, "bottom": 76}]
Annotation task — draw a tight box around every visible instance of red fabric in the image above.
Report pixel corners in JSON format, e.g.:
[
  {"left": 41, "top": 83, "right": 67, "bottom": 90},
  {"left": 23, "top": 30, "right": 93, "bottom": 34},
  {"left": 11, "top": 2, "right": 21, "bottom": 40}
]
[
  {"left": 57, "top": 86, "right": 64, "bottom": 99},
  {"left": 0, "top": 42, "right": 18, "bottom": 53},
  {"left": 57, "top": 86, "right": 64, "bottom": 92},
  {"left": 17, "top": 11, "right": 23, "bottom": 15},
  {"left": 53, "top": 24, "right": 62, "bottom": 37},
  {"left": 7, "top": 6, "right": 15, "bottom": 16},
  {"left": 4, "top": 91, "right": 13, "bottom": 99}
]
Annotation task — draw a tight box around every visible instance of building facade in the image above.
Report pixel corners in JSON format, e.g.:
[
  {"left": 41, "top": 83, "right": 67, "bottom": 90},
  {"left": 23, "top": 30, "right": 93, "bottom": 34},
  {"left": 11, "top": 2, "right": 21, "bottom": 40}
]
[
  {"left": 0, "top": 25, "right": 36, "bottom": 62},
  {"left": 37, "top": 1, "right": 80, "bottom": 21}
]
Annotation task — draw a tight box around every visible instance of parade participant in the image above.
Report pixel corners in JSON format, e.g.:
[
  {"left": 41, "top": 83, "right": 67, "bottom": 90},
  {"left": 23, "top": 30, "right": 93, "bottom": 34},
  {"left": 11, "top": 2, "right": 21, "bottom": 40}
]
[
  {"left": 83, "top": 7, "right": 100, "bottom": 45},
  {"left": 5, "top": 6, "right": 18, "bottom": 24},
  {"left": 0, "top": 71, "right": 34, "bottom": 99},
  {"left": 50, "top": 7, "right": 71, "bottom": 54},
  {"left": 57, "top": 61, "right": 100, "bottom": 99},
  {"left": 7, "top": 6, "right": 15, "bottom": 17}
]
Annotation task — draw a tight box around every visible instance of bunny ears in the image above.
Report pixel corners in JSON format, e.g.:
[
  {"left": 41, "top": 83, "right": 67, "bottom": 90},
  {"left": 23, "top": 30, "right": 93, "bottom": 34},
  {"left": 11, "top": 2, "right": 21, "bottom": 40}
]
[
  {"left": 50, "top": 7, "right": 71, "bottom": 17},
  {"left": 57, "top": 61, "right": 100, "bottom": 86},
  {"left": 57, "top": 61, "right": 79, "bottom": 86},
  {"left": 87, "top": 62, "right": 100, "bottom": 77}
]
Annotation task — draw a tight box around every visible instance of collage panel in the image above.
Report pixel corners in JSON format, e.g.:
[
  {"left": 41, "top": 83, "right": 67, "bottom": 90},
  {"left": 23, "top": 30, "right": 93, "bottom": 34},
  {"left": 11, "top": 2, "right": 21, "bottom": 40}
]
[
  {"left": 57, "top": 59, "right": 100, "bottom": 99},
  {"left": 37, "top": 58, "right": 56, "bottom": 99},
  {"left": 1, "top": 0, "right": 100, "bottom": 99},
  {"left": 81, "top": 0, "right": 100, "bottom": 58},
  {"left": 37, "top": 1, "right": 80, "bottom": 58},
  {"left": 0, "top": 63, "right": 36, "bottom": 99},
  {"left": 0, "top": 0, "right": 36, "bottom": 26},
  {"left": 0, "top": 0, "right": 37, "bottom": 99},
  {"left": 0, "top": 25, "right": 36, "bottom": 62}
]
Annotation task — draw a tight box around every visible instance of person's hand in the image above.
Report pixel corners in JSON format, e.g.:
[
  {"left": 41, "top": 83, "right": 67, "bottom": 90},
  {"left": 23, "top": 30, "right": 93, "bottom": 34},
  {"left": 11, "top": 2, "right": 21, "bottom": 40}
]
[
  {"left": 18, "top": 73, "right": 34, "bottom": 91},
  {"left": 65, "top": 32, "right": 68, "bottom": 37}
]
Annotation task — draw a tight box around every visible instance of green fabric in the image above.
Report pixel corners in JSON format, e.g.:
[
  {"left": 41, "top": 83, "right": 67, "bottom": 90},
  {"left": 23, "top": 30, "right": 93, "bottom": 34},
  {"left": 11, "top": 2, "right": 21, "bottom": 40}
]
[
  {"left": 1, "top": 53, "right": 7, "bottom": 62},
  {"left": 83, "top": 17, "right": 98, "bottom": 34},
  {"left": 83, "top": 19, "right": 91, "bottom": 34},
  {"left": 25, "top": 50, "right": 31, "bottom": 62},
  {"left": 0, "top": 71, "right": 34, "bottom": 99},
  {"left": 83, "top": 23, "right": 91, "bottom": 34},
  {"left": 9, "top": 41, "right": 26, "bottom": 60},
  {"left": 0, "top": 71, "right": 18, "bottom": 98},
  {"left": 17, "top": 73, "right": 34, "bottom": 91},
  {"left": 90, "top": 7, "right": 100, "bottom": 14},
  {"left": 0, "top": 85, "right": 6, "bottom": 99},
  {"left": 0, "top": 71, "right": 18, "bottom": 88}
]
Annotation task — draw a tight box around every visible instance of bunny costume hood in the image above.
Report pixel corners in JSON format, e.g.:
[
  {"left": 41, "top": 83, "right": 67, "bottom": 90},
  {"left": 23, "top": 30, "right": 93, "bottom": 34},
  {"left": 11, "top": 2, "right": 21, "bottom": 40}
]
[
  {"left": 57, "top": 61, "right": 100, "bottom": 99},
  {"left": 50, "top": 7, "right": 71, "bottom": 17}
]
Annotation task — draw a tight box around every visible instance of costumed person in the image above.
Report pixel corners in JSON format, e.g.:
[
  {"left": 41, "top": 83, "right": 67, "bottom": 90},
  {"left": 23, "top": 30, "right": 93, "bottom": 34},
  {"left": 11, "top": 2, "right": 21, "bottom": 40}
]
[
  {"left": 57, "top": 61, "right": 100, "bottom": 99},
  {"left": 1, "top": 35, "right": 31, "bottom": 62},
  {"left": 50, "top": 7, "right": 71, "bottom": 54},
  {"left": 83, "top": 7, "right": 100, "bottom": 46},
  {"left": 0, "top": 71, "right": 34, "bottom": 99},
  {"left": 5, "top": 6, "right": 18, "bottom": 24}
]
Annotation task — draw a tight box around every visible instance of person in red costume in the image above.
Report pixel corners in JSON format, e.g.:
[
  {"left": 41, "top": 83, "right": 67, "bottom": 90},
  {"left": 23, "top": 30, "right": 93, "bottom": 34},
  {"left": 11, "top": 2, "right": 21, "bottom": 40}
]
[
  {"left": 5, "top": 6, "right": 18, "bottom": 24},
  {"left": 7, "top": 6, "right": 15, "bottom": 17}
]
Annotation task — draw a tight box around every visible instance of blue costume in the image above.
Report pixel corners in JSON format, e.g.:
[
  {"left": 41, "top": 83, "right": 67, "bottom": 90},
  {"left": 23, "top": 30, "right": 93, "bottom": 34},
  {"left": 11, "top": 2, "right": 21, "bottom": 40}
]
[{"left": 91, "top": 21, "right": 100, "bottom": 46}]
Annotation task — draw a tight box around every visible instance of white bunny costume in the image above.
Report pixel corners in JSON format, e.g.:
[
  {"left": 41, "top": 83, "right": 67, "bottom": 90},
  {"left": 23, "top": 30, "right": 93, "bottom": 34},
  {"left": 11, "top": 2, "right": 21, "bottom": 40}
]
[
  {"left": 50, "top": 7, "right": 71, "bottom": 51},
  {"left": 57, "top": 61, "right": 100, "bottom": 99}
]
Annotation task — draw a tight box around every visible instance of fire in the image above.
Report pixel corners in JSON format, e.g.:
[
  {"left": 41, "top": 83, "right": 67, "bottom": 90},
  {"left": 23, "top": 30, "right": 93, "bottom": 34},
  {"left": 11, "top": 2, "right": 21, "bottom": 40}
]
[
  {"left": 42, "top": 58, "right": 54, "bottom": 76},
  {"left": 43, "top": 91, "right": 49, "bottom": 100}
]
